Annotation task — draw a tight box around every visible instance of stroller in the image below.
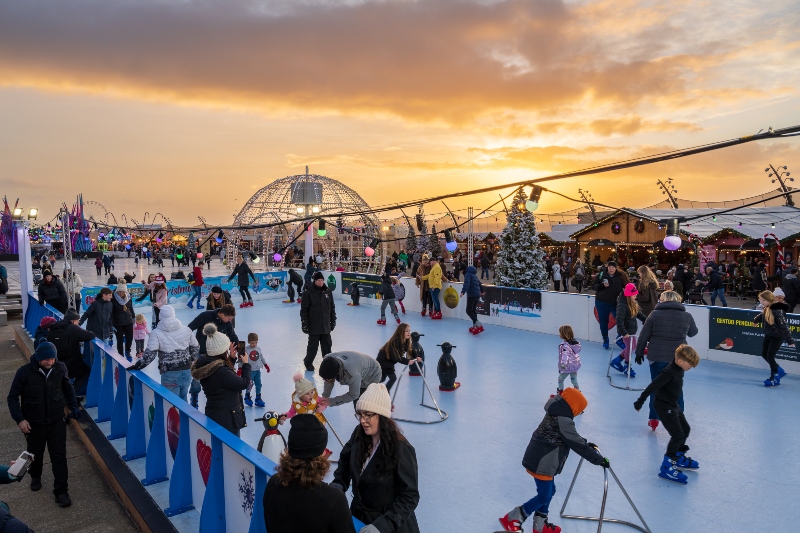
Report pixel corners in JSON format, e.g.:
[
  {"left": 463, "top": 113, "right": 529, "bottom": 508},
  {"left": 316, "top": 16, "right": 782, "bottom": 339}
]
[{"left": 32, "top": 267, "right": 43, "bottom": 287}]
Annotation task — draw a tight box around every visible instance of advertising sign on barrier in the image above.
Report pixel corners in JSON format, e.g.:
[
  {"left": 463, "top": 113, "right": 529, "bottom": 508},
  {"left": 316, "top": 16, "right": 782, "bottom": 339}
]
[
  {"left": 708, "top": 307, "right": 800, "bottom": 363},
  {"left": 476, "top": 286, "right": 543, "bottom": 319},
  {"left": 341, "top": 272, "right": 382, "bottom": 299}
]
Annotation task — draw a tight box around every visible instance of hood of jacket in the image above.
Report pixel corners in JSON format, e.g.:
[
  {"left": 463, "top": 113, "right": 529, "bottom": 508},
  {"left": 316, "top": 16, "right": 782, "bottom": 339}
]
[
  {"left": 114, "top": 292, "right": 131, "bottom": 306},
  {"left": 786, "top": 273, "right": 797, "bottom": 280},
  {"left": 465, "top": 266, "right": 477, "bottom": 275},
  {"left": 563, "top": 339, "right": 581, "bottom": 352},
  {"left": 653, "top": 301, "right": 686, "bottom": 312},
  {"left": 544, "top": 395, "right": 574, "bottom": 419},
  {"left": 190, "top": 354, "right": 227, "bottom": 380},
  {"left": 150, "top": 318, "right": 195, "bottom": 353},
  {"left": 769, "top": 302, "right": 791, "bottom": 313}
]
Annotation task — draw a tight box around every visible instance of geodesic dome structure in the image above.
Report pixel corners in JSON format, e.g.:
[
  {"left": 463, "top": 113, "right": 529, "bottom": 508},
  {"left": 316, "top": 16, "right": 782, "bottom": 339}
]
[{"left": 228, "top": 173, "right": 382, "bottom": 272}]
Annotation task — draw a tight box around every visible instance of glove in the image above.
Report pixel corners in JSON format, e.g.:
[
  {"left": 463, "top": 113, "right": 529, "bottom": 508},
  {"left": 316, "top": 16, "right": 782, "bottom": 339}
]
[
  {"left": 360, "top": 525, "right": 380, "bottom": 533},
  {"left": 601, "top": 458, "right": 610, "bottom": 469},
  {"left": 633, "top": 400, "right": 644, "bottom": 411},
  {"left": 301, "top": 323, "right": 309, "bottom": 334},
  {"left": 634, "top": 353, "right": 644, "bottom": 365},
  {"left": 587, "top": 442, "right": 598, "bottom": 450},
  {"left": 264, "top": 364, "right": 271, "bottom": 373},
  {"left": 67, "top": 407, "right": 81, "bottom": 421},
  {"left": 329, "top": 482, "right": 345, "bottom": 492}
]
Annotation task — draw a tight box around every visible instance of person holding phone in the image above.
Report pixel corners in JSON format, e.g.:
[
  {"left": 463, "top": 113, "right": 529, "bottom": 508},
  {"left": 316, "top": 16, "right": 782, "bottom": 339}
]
[
  {"left": 187, "top": 304, "right": 239, "bottom": 408},
  {"left": 591, "top": 261, "right": 627, "bottom": 349},
  {"left": 190, "top": 324, "right": 251, "bottom": 436}
]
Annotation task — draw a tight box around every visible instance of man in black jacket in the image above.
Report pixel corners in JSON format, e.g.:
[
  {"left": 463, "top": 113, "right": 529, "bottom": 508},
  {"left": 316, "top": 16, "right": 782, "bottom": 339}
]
[
  {"left": 782, "top": 268, "right": 800, "bottom": 313},
  {"left": 47, "top": 309, "right": 96, "bottom": 396},
  {"left": 300, "top": 272, "right": 336, "bottom": 371},
  {"left": 591, "top": 261, "right": 625, "bottom": 349},
  {"left": 187, "top": 305, "right": 238, "bottom": 408},
  {"left": 6, "top": 342, "right": 80, "bottom": 507},
  {"left": 286, "top": 268, "right": 304, "bottom": 303},
  {"left": 706, "top": 266, "right": 727, "bottom": 307},
  {"left": 37, "top": 271, "right": 68, "bottom": 314},
  {"left": 228, "top": 256, "right": 257, "bottom": 307}
]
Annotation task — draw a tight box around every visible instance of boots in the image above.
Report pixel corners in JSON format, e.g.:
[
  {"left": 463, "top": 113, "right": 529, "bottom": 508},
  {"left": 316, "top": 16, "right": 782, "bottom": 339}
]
[
  {"left": 615, "top": 338, "right": 627, "bottom": 350},
  {"left": 377, "top": 317, "right": 386, "bottom": 325},
  {"left": 187, "top": 301, "right": 194, "bottom": 309},
  {"left": 674, "top": 451, "right": 699, "bottom": 469},
  {"left": 498, "top": 506, "right": 525, "bottom": 532},
  {"left": 648, "top": 419, "right": 659, "bottom": 431},
  {"left": 776, "top": 366, "right": 787, "bottom": 380},
  {"left": 244, "top": 394, "right": 254, "bottom": 407},
  {"left": 658, "top": 455, "right": 688, "bottom": 484},
  {"left": 610, "top": 356, "right": 625, "bottom": 373},
  {"left": 190, "top": 394, "right": 199, "bottom": 409},
  {"left": 254, "top": 394, "right": 265, "bottom": 408}
]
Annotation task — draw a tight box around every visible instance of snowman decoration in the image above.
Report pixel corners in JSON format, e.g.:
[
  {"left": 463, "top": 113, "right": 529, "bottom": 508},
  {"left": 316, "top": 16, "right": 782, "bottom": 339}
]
[{"left": 256, "top": 411, "right": 286, "bottom": 465}]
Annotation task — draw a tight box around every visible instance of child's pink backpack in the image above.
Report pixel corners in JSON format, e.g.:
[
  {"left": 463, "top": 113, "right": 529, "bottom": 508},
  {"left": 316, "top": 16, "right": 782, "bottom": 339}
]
[{"left": 558, "top": 341, "right": 582, "bottom": 373}]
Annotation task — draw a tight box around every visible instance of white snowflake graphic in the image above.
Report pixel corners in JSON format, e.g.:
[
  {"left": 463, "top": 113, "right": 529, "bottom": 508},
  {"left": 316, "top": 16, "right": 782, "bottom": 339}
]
[{"left": 239, "top": 469, "right": 255, "bottom": 517}]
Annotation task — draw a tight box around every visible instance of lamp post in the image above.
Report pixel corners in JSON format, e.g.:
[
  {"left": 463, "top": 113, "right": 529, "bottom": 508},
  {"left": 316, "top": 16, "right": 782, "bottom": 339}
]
[
  {"left": 765, "top": 164, "right": 794, "bottom": 207},
  {"left": 291, "top": 168, "right": 323, "bottom": 265},
  {"left": 657, "top": 178, "right": 679, "bottom": 209}
]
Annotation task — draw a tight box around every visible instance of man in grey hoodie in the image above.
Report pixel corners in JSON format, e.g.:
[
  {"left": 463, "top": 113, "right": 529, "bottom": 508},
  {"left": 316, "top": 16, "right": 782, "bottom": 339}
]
[{"left": 317, "top": 352, "right": 382, "bottom": 408}]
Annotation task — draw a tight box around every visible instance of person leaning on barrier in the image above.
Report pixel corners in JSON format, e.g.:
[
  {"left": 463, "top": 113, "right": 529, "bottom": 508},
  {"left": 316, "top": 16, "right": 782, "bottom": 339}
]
[
  {"left": 79, "top": 288, "right": 113, "bottom": 344},
  {"left": 263, "top": 414, "right": 356, "bottom": 533},
  {"left": 48, "top": 309, "right": 96, "bottom": 396},
  {"left": 6, "top": 342, "right": 80, "bottom": 508},
  {"left": 332, "top": 384, "right": 420, "bottom": 533}
]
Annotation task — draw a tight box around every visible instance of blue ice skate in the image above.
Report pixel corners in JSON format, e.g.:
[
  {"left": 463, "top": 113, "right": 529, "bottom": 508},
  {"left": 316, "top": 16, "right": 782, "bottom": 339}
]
[
  {"left": 615, "top": 338, "right": 627, "bottom": 350},
  {"left": 764, "top": 377, "right": 781, "bottom": 387},
  {"left": 675, "top": 452, "right": 699, "bottom": 470},
  {"left": 776, "top": 366, "right": 787, "bottom": 380},
  {"left": 602, "top": 338, "right": 610, "bottom": 349},
  {"left": 610, "top": 356, "right": 625, "bottom": 373},
  {"left": 622, "top": 363, "right": 636, "bottom": 378},
  {"left": 244, "top": 395, "right": 254, "bottom": 407},
  {"left": 658, "top": 456, "right": 688, "bottom": 484}
]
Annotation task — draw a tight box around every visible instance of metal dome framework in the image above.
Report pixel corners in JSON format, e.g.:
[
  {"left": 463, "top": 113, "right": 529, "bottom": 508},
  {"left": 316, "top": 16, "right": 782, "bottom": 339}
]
[{"left": 228, "top": 173, "right": 382, "bottom": 272}]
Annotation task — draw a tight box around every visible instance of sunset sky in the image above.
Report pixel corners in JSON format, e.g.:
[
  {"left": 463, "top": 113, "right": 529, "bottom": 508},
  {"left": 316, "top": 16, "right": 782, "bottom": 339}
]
[{"left": 1, "top": 0, "right": 799, "bottom": 228}]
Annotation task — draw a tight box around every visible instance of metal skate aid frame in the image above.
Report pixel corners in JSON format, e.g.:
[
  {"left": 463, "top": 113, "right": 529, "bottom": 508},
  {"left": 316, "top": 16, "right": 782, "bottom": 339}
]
[
  {"left": 390, "top": 360, "right": 448, "bottom": 424},
  {"left": 606, "top": 335, "right": 645, "bottom": 391},
  {"left": 321, "top": 413, "right": 345, "bottom": 448},
  {"left": 560, "top": 451, "right": 652, "bottom": 533}
]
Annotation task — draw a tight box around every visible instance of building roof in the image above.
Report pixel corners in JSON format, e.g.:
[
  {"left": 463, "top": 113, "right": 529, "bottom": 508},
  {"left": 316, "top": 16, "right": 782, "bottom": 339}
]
[{"left": 540, "top": 224, "right": 586, "bottom": 243}]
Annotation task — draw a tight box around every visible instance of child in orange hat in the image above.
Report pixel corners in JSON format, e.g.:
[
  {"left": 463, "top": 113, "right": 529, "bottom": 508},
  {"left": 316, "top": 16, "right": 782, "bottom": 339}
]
[{"left": 498, "top": 388, "right": 609, "bottom": 533}]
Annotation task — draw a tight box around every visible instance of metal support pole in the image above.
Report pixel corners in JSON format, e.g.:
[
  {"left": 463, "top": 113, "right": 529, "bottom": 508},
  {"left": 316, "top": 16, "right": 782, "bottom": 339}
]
[
  {"left": 390, "top": 360, "right": 448, "bottom": 424},
  {"left": 62, "top": 211, "right": 76, "bottom": 310},
  {"left": 467, "top": 207, "right": 474, "bottom": 264},
  {"left": 606, "top": 336, "right": 645, "bottom": 391},
  {"left": 321, "top": 414, "right": 344, "bottom": 448}
]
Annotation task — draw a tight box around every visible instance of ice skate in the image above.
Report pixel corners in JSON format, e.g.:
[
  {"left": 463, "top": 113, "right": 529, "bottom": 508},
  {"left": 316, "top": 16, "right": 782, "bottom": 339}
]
[
  {"left": 475, "top": 323, "right": 484, "bottom": 334},
  {"left": 247, "top": 301, "right": 254, "bottom": 307},
  {"left": 254, "top": 394, "right": 265, "bottom": 408},
  {"left": 377, "top": 317, "right": 387, "bottom": 325},
  {"left": 539, "top": 514, "right": 561, "bottom": 533},
  {"left": 196, "top": 304, "right": 205, "bottom": 309},
  {"left": 498, "top": 506, "right": 525, "bottom": 531},
  {"left": 764, "top": 376, "right": 780, "bottom": 387},
  {"left": 675, "top": 451, "right": 699, "bottom": 470},
  {"left": 395, "top": 316, "right": 401, "bottom": 324},
  {"left": 190, "top": 393, "right": 199, "bottom": 409},
  {"left": 244, "top": 394, "right": 254, "bottom": 407},
  {"left": 609, "top": 355, "right": 625, "bottom": 373},
  {"left": 648, "top": 419, "right": 659, "bottom": 431},
  {"left": 658, "top": 456, "right": 688, "bottom": 484},
  {"left": 602, "top": 338, "right": 610, "bottom": 349},
  {"left": 421, "top": 309, "right": 427, "bottom": 316},
  {"left": 776, "top": 366, "right": 787, "bottom": 380},
  {"left": 615, "top": 338, "right": 626, "bottom": 350},
  {"left": 239, "top": 302, "right": 247, "bottom": 308},
  {"left": 622, "top": 363, "right": 636, "bottom": 378},
  {"left": 187, "top": 301, "right": 194, "bottom": 309},
  {"left": 469, "top": 324, "right": 477, "bottom": 334}
]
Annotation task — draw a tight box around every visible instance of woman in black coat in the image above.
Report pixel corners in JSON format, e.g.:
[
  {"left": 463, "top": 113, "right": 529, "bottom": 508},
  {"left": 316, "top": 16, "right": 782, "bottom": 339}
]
[
  {"left": 110, "top": 283, "right": 136, "bottom": 359},
  {"left": 79, "top": 288, "right": 113, "bottom": 342},
  {"left": 754, "top": 290, "right": 795, "bottom": 387},
  {"left": 228, "top": 256, "right": 256, "bottom": 307},
  {"left": 190, "top": 324, "right": 250, "bottom": 436},
  {"left": 333, "top": 384, "right": 420, "bottom": 533}
]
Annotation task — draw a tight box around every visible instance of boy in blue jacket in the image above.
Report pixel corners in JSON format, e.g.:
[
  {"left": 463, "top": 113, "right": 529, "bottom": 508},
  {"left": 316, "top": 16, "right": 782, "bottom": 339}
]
[{"left": 499, "top": 388, "right": 608, "bottom": 533}]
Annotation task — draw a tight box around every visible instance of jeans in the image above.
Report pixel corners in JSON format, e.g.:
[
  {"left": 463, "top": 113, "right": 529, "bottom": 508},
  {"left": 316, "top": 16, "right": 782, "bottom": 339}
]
[
  {"left": 26, "top": 418, "right": 68, "bottom": 495},
  {"left": 710, "top": 288, "right": 727, "bottom": 307},
  {"left": 190, "top": 378, "right": 201, "bottom": 397},
  {"left": 481, "top": 267, "right": 489, "bottom": 279},
  {"left": 557, "top": 372, "right": 579, "bottom": 390},
  {"left": 250, "top": 369, "right": 262, "bottom": 395},
  {"left": 595, "top": 300, "right": 617, "bottom": 341},
  {"left": 161, "top": 369, "right": 192, "bottom": 402},
  {"left": 521, "top": 478, "right": 556, "bottom": 517},
  {"left": 431, "top": 288, "right": 441, "bottom": 312},
  {"left": 648, "top": 361, "right": 684, "bottom": 420},
  {"left": 188, "top": 285, "right": 203, "bottom": 306}
]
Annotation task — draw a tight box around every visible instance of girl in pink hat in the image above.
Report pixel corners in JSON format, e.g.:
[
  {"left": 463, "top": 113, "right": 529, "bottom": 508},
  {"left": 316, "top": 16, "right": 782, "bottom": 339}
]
[{"left": 610, "top": 283, "right": 647, "bottom": 377}]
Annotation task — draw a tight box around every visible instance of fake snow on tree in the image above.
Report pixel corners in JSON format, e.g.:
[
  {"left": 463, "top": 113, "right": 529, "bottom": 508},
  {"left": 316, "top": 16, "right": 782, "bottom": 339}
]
[{"left": 494, "top": 187, "right": 548, "bottom": 290}]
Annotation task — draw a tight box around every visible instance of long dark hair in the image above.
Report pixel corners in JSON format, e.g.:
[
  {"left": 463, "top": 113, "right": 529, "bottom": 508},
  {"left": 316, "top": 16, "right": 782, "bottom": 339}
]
[
  {"left": 380, "top": 323, "right": 411, "bottom": 364},
  {"left": 355, "top": 415, "right": 405, "bottom": 474}
]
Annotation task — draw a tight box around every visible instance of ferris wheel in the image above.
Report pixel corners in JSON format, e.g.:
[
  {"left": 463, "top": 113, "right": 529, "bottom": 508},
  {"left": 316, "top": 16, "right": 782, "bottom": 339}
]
[{"left": 83, "top": 201, "right": 109, "bottom": 226}]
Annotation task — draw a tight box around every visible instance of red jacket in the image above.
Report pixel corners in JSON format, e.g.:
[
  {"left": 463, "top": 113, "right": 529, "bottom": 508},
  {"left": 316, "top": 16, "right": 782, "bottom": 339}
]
[{"left": 192, "top": 266, "right": 204, "bottom": 286}]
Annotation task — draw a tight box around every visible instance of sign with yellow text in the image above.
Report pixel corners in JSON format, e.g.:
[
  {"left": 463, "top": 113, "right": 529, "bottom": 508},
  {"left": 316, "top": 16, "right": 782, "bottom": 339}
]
[{"left": 709, "top": 308, "right": 799, "bottom": 362}]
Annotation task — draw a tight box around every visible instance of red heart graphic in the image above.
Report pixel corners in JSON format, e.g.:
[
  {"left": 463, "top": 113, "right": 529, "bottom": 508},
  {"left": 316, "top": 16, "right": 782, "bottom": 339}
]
[{"left": 196, "top": 439, "right": 211, "bottom": 486}]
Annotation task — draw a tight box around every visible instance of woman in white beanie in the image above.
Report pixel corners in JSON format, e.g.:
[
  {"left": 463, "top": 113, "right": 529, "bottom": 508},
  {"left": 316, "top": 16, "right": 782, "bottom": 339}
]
[
  {"left": 190, "top": 324, "right": 251, "bottom": 436},
  {"left": 332, "top": 383, "right": 420, "bottom": 533},
  {"left": 110, "top": 281, "right": 136, "bottom": 360}
]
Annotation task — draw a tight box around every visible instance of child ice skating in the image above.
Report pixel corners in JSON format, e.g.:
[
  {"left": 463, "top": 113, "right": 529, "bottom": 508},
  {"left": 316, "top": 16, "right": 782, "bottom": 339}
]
[
  {"left": 499, "top": 388, "right": 608, "bottom": 532},
  {"left": 556, "top": 325, "right": 581, "bottom": 394},
  {"left": 133, "top": 314, "right": 150, "bottom": 358},
  {"left": 279, "top": 374, "right": 333, "bottom": 457},
  {"left": 753, "top": 290, "right": 794, "bottom": 386},
  {"left": 610, "top": 283, "right": 647, "bottom": 377},
  {"left": 377, "top": 323, "right": 422, "bottom": 393},
  {"left": 392, "top": 277, "right": 406, "bottom": 314},
  {"left": 634, "top": 344, "right": 700, "bottom": 484},
  {"left": 242, "top": 333, "right": 270, "bottom": 407},
  {"left": 460, "top": 265, "right": 484, "bottom": 334},
  {"left": 377, "top": 273, "right": 400, "bottom": 325}
]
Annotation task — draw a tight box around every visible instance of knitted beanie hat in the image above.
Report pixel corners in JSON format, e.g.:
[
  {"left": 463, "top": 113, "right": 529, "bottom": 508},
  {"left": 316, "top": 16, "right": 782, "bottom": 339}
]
[
  {"left": 211, "top": 286, "right": 223, "bottom": 294},
  {"left": 293, "top": 373, "right": 315, "bottom": 398},
  {"left": 312, "top": 271, "right": 324, "bottom": 281},
  {"left": 623, "top": 283, "right": 638, "bottom": 297},
  {"left": 203, "top": 323, "right": 230, "bottom": 357},
  {"left": 355, "top": 383, "right": 392, "bottom": 418},
  {"left": 116, "top": 281, "right": 128, "bottom": 293},
  {"left": 34, "top": 342, "right": 58, "bottom": 362},
  {"left": 287, "top": 414, "right": 328, "bottom": 459},
  {"left": 774, "top": 288, "right": 786, "bottom": 297},
  {"left": 560, "top": 387, "right": 588, "bottom": 417},
  {"left": 63, "top": 308, "right": 81, "bottom": 322},
  {"left": 39, "top": 316, "right": 57, "bottom": 328}
]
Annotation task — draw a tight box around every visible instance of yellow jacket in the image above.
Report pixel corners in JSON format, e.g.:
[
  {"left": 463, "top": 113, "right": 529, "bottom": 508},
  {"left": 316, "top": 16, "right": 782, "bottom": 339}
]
[
  {"left": 286, "top": 390, "right": 326, "bottom": 425},
  {"left": 423, "top": 263, "right": 445, "bottom": 290}
]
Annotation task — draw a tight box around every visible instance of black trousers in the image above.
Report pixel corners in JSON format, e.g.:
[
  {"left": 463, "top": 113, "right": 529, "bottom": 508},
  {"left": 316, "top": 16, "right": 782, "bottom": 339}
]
[
  {"left": 381, "top": 367, "right": 397, "bottom": 392},
  {"left": 115, "top": 323, "right": 134, "bottom": 355},
  {"left": 654, "top": 404, "right": 690, "bottom": 457},
  {"left": 287, "top": 281, "right": 302, "bottom": 302},
  {"left": 135, "top": 289, "right": 151, "bottom": 303},
  {"left": 96, "top": 267, "right": 102, "bottom": 275},
  {"left": 304, "top": 334, "right": 332, "bottom": 368},
  {"left": 153, "top": 306, "right": 161, "bottom": 328},
  {"left": 26, "top": 417, "right": 68, "bottom": 495},
  {"left": 422, "top": 290, "right": 432, "bottom": 312},
  {"left": 761, "top": 337, "right": 782, "bottom": 375},
  {"left": 466, "top": 296, "right": 480, "bottom": 323},
  {"left": 239, "top": 286, "right": 252, "bottom": 302},
  {"left": 787, "top": 300, "right": 797, "bottom": 314}
]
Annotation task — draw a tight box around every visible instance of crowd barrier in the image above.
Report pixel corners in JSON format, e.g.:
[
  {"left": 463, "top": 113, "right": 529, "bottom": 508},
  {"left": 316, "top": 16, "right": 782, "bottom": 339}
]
[{"left": 23, "top": 291, "right": 365, "bottom": 532}]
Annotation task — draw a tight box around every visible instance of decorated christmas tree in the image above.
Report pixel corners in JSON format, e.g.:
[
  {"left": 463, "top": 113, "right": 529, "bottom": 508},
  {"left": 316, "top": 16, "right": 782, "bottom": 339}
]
[
  {"left": 495, "top": 188, "right": 548, "bottom": 289},
  {"left": 405, "top": 225, "right": 417, "bottom": 252},
  {"left": 428, "top": 224, "right": 442, "bottom": 258},
  {"left": 416, "top": 213, "right": 429, "bottom": 255}
]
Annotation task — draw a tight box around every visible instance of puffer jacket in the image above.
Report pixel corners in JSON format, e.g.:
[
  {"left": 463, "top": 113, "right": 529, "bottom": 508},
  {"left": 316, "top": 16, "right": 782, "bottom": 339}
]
[
  {"left": 37, "top": 277, "right": 68, "bottom": 311},
  {"left": 558, "top": 340, "right": 581, "bottom": 374},
  {"left": 393, "top": 281, "right": 406, "bottom": 301},
  {"left": 521, "top": 395, "right": 604, "bottom": 477},
  {"left": 132, "top": 314, "right": 200, "bottom": 374},
  {"left": 111, "top": 292, "right": 136, "bottom": 327},
  {"left": 635, "top": 301, "right": 699, "bottom": 363},
  {"left": 754, "top": 302, "right": 794, "bottom": 344},
  {"left": 379, "top": 275, "right": 395, "bottom": 300},
  {"left": 422, "top": 263, "right": 445, "bottom": 290},
  {"left": 616, "top": 294, "right": 647, "bottom": 337},
  {"left": 191, "top": 355, "right": 250, "bottom": 434},
  {"left": 7, "top": 356, "right": 77, "bottom": 426},
  {"left": 461, "top": 266, "right": 482, "bottom": 297}
]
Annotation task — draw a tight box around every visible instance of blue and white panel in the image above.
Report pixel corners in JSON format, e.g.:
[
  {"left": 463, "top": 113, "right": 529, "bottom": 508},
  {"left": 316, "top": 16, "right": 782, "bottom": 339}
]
[
  {"left": 188, "top": 419, "right": 212, "bottom": 511},
  {"left": 222, "top": 446, "right": 257, "bottom": 531}
]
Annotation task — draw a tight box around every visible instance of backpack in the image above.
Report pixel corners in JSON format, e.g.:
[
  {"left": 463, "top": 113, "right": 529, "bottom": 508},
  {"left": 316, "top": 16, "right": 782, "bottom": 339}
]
[
  {"left": 558, "top": 342, "right": 582, "bottom": 373},
  {"left": 187, "top": 272, "right": 195, "bottom": 284},
  {"left": 47, "top": 328, "right": 72, "bottom": 360}
]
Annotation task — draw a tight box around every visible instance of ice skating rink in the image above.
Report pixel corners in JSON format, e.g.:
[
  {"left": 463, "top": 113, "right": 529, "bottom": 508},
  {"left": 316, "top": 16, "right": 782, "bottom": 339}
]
[{"left": 129, "top": 295, "right": 799, "bottom": 533}]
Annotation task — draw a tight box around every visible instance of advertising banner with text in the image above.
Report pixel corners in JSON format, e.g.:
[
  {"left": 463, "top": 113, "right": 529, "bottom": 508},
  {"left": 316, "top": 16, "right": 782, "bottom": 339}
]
[{"left": 708, "top": 307, "right": 800, "bottom": 363}]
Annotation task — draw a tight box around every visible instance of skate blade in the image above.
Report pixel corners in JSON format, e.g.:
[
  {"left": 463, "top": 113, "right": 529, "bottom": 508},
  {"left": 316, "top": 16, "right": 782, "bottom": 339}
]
[{"left": 658, "top": 473, "right": 688, "bottom": 484}]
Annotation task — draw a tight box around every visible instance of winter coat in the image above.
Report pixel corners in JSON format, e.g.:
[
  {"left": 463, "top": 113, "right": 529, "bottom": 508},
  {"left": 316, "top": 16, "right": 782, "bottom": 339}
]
[
  {"left": 707, "top": 270, "right": 724, "bottom": 291},
  {"left": 94, "top": 257, "right": 103, "bottom": 268},
  {"left": 153, "top": 286, "right": 168, "bottom": 308},
  {"left": 187, "top": 310, "right": 239, "bottom": 354},
  {"left": 754, "top": 302, "right": 794, "bottom": 344},
  {"left": 635, "top": 280, "right": 659, "bottom": 317},
  {"left": 263, "top": 475, "right": 356, "bottom": 533},
  {"left": 111, "top": 292, "right": 136, "bottom": 327},
  {"left": 521, "top": 395, "right": 604, "bottom": 478},
  {"left": 133, "top": 322, "right": 149, "bottom": 341},
  {"left": 573, "top": 263, "right": 585, "bottom": 280},
  {"left": 47, "top": 320, "right": 95, "bottom": 381},
  {"left": 591, "top": 271, "right": 624, "bottom": 305},
  {"left": 300, "top": 283, "right": 336, "bottom": 335},
  {"left": 285, "top": 390, "right": 327, "bottom": 424},
  {"left": 191, "top": 355, "right": 251, "bottom": 434},
  {"left": 480, "top": 256, "right": 490, "bottom": 268},
  {"left": 64, "top": 273, "right": 83, "bottom": 294},
  {"left": 333, "top": 426, "right": 420, "bottom": 533},
  {"left": 673, "top": 266, "right": 687, "bottom": 288},
  {"left": 206, "top": 290, "right": 233, "bottom": 310},
  {"left": 133, "top": 314, "right": 200, "bottom": 374},
  {"left": 102, "top": 256, "right": 111, "bottom": 267},
  {"left": 350, "top": 282, "right": 361, "bottom": 305},
  {"left": 377, "top": 337, "right": 413, "bottom": 371},
  {"left": 228, "top": 262, "right": 255, "bottom": 287},
  {"left": 635, "top": 362, "right": 684, "bottom": 411},
  {"left": 79, "top": 298, "right": 113, "bottom": 339},
  {"left": 422, "top": 263, "right": 445, "bottom": 290},
  {"left": 107, "top": 274, "right": 118, "bottom": 285},
  {"left": 123, "top": 273, "right": 136, "bottom": 284},
  {"left": 558, "top": 340, "right": 582, "bottom": 374},
  {"left": 551, "top": 263, "right": 562, "bottom": 282},
  {"left": 7, "top": 357, "right": 77, "bottom": 426},
  {"left": 190, "top": 266, "right": 204, "bottom": 286},
  {"left": 37, "top": 277, "right": 68, "bottom": 312},
  {"left": 783, "top": 274, "right": 800, "bottom": 304},
  {"left": 415, "top": 263, "right": 431, "bottom": 300},
  {"left": 753, "top": 266, "right": 768, "bottom": 291},
  {"left": 287, "top": 269, "right": 304, "bottom": 286},
  {"left": 635, "top": 301, "right": 698, "bottom": 364},
  {"left": 461, "top": 266, "right": 482, "bottom": 297},
  {"left": 616, "top": 295, "right": 647, "bottom": 337},
  {"left": 380, "top": 276, "right": 396, "bottom": 300},
  {"left": 321, "top": 352, "right": 382, "bottom": 407}
]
